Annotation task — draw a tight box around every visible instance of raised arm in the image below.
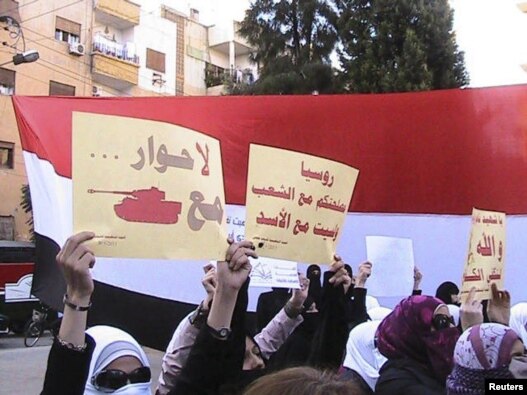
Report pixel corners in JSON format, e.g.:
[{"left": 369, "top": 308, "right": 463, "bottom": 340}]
[
  {"left": 308, "top": 256, "right": 351, "bottom": 370},
  {"left": 412, "top": 266, "right": 423, "bottom": 295},
  {"left": 41, "top": 232, "right": 96, "bottom": 395},
  {"left": 254, "top": 273, "right": 308, "bottom": 360},
  {"left": 171, "top": 240, "right": 256, "bottom": 395},
  {"left": 157, "top": 264, "right": 217, "bottom": 395}
]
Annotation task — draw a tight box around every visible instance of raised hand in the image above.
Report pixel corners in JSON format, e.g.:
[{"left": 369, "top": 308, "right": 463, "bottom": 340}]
[
  {"left": 207, "top": 239, "right": 257, "bottom": 333},
  {"left": 487, "top": 283, "right": 511, "bottom": 325},
  {"left": 460, "top": 287, "right": 484, "bottom": 331},
  {"left": 329, "top": 255, "right": 352, "bottom": 294},
  {"left": 290, "top": 273, "right": 309, "bottom": 309},
  {"left": 201, "top": 264, "right": 217, "bottom": 306},
  {"left": 56, "top": 231, "right": 96, "bottom": 302},
  {"left": 56, "top": 231, "right": 95, "bottom": 347},
  {"left": 413, "top": 266, "right": 423, "bottom": 290},
  {"left": 355, "top": 261, "right": 372, "bottom": 288},
  {"left": 218, "top": 239, "right": 257, "bottom": 291}
]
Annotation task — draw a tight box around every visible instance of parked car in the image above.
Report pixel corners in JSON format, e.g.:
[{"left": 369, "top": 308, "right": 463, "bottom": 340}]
[{"left": 0, "top": 240, "right": 38, "bottom": 333}]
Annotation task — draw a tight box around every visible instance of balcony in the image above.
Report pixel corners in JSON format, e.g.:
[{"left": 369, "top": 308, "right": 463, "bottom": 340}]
[
  {"left": 518, "top": 2, "right": 527, "bottom": 12},
  {"left": 94, "top": 0, "right": 140, "bottom": 29},
  {"left": 208, "top": 22, "right": 253, "bottom": 56},
  {"left": 91, "top": 36, "right": 139, "bottom": 89}
]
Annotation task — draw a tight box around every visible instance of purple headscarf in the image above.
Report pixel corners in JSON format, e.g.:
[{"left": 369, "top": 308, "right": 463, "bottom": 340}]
[
  {"left": 446, "top": 323, "right": 519, "bottom": 394},
  {"left": 376, "top": 295, "right": 460, "bottom": 383}
]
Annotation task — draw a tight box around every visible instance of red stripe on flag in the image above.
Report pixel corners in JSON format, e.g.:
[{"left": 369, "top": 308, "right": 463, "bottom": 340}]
[{"left": 12, "top": 85, "right": 527, "bottom": 214}]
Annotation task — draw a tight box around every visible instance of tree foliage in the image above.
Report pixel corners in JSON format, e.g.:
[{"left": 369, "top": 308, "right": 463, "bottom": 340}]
[
  {"left": 334, "top": 0, "right": 469, "bottom": 93},
  {"left": 20, "top": 183, "right": 34, "bottom": 242},
  {"left": 238, "top": 0, "right": 341, "bottom": 94}
]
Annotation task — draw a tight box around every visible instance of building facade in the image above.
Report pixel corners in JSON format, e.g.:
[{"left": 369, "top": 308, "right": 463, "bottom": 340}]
[{"left": 0, "top": 0, "right": 255, "bottom": 241}]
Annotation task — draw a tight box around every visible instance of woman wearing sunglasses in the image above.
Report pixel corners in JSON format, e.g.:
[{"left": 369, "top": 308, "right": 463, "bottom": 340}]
[
  {"left": 374, "top": 295, "right": 460, "bottom": 395},
  {"left": 85, "top": 325, "right": 152, "bottom": 394},
  {"left": 41, "top": 232, "right": 152, "bottom": 395}
]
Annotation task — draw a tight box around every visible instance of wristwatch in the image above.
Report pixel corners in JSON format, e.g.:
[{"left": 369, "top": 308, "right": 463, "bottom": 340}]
[{"left": 208, "top": 326, "right": 232, "bottom": 340}]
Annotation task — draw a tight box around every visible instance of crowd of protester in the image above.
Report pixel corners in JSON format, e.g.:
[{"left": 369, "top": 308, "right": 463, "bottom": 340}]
[{"left": 39, "top": 232, "right": 526, "bottom": 394}]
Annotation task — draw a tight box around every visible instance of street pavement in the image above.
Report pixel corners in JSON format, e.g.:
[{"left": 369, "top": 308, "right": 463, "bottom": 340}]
[{"left": 0, "top": 332, "right": 164, "bottom": 395}]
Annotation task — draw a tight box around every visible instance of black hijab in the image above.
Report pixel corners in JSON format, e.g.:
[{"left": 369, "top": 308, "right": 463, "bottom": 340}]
[{"left": 435, "top": 281, "right": 460, "bottom": 305}]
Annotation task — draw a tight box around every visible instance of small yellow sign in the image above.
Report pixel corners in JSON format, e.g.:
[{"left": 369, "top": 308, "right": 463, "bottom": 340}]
[
  {"left": 460, "top": 208, "right": 506, "bottom": 301},
  {"left": 72, "top": 112, "right": 227, "bottom": 260},
  {"left": 245, "top": 144, "right": 359, "bottom": 264}
]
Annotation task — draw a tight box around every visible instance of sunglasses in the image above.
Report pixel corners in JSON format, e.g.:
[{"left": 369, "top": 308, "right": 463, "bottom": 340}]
[
  {"left": 91, "top": 366, "right": 151, "bottom": 392},
  {"left": 432, "top": 314, "right": 455, "bottom": 330}
]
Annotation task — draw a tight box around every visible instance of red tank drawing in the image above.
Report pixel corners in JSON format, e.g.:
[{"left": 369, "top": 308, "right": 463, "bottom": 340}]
[{"left": 87, "top": 187, "right": 182, "bottom": 224}]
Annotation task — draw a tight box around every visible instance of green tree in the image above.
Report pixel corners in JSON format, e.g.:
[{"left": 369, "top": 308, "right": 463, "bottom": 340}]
[
  {"left": 20, "top": 183, "right": 34, "bottom": 242},
  {"left": 237, "top": 0, "right": 341, "bottom": 94},
  {"left": 335, "top": 0, "right": 469, "bottom": 93}
]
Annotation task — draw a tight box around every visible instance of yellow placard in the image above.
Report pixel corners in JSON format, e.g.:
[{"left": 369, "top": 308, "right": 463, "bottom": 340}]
[
  {"left": 245, "top": 144, "right": 359, "bottom": 264},
  {"left": 73, "top": 112, "right": 227, "bottom": 260},
  {"left": 460, "top": 208, "right": 506, "bottom": 301}
]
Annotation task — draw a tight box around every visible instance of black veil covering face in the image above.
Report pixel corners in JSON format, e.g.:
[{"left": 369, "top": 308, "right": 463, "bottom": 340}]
[
  {"left": 435, "top": 281, "right": 460, "bottom": 305},
  {"left": 306, "top": 264, "right": 322, "bottom": 307}
]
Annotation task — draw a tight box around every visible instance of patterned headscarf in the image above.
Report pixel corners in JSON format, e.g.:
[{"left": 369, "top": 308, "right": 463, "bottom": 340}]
[
  {"left": 510, "top": 303, "right": 527, "bottom": 346},
  {"left": 376, "top": 295, "right": 460, "bottom": 383},
  {"left": 447, "top": 323, "right": 519, "bottom": 395}
]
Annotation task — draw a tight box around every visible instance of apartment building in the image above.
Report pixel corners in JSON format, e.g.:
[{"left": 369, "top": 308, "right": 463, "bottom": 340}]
[{"left": 0, "top": 0, "right": 256, "bottom": 241}]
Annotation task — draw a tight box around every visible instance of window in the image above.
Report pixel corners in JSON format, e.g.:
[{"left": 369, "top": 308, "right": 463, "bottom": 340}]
[
  {"left": 146, "top": 48, "right": 166, "bottom": 73},
  {"left": 0, "top": 216, "right": 15, "bottom": 240},
  {"left": 55, "top": 16, "right": 81, "bottom": 45},
  {"left": 0, "top": 141, "right": 14, "bottom": 169},
  {"left": 0, "top": 67, "right": 15, "bottom": 95},
  {"left": 49, "top": 81, "right": 75, "bottom": 96}
]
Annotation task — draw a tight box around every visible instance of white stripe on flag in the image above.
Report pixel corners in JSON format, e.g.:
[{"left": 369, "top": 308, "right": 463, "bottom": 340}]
[{"left": 25, "top": 151, "right": 527, "bottom": 310}]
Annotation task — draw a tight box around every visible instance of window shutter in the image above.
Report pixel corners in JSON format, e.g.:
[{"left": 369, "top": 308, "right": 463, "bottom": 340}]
[
  {"left": 49, "top": 81, "right": 76, "bottom": 96},
  {"left": 146, "top": 48, "right": 166, "bottom": 73},
  {"left": 56, "top": 16, "right": 81, "bottom": 36}
]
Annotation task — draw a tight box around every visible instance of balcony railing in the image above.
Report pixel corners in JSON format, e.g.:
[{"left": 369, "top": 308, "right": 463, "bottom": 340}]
[{"left": 92, "top": 34, "right": 139, "bottom": 65}]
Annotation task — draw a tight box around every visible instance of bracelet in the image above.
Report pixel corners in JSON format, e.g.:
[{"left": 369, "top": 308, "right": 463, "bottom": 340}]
[
  {"left": 56, "top": 335, "right": 87, "bottom": 352},
  {"left": 63, "top": 293, "right": 92, "bottom": 312}
]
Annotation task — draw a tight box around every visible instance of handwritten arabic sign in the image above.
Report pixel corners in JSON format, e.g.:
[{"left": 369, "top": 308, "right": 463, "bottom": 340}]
[
  {"left": 245, "top": 144, "right": 359, "bottom": 263},
  {"left": 250, "top": 257, "right": 300, "bottom": 289},
  {"left": 73, "top": 112, "right": 227, "bottom": 260},
  {"left": 460, "top": 208, "right": 506, "bottom": 301},
  {"left": 366, "top": 236, "right": 415, "bottom": 297}
]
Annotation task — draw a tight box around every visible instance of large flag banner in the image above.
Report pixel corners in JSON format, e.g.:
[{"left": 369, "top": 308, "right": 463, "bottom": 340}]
[
  {"left": 245, "top": 144, "right": 359, "bottom": 263},
  {"left": 73, "top": 112, "right": 226, "bottom": 260},
  {"left": 12, "top": 86, "right": 527, "bottom": 349},
  {"left": 460, "top": 208, "right": 506, "bottom": 301}
]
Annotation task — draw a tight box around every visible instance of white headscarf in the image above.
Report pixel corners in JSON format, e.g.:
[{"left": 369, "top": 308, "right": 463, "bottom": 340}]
[
  {"left": 367, "top": 306, "right": 392, "bottom": 321},
  {"left": 510, "top": 303, "right": 527, "bottom": 346},
  {"left": 365, "top": 295, "right": 380, "bottom": 311},
  {"left": 343, "top": 320, "right": 387, "bottom": 390},
  {"left": 84, "top": 325, "right": 152, "bottom": 395},
  {"left": 447, "top": 304, "right": 460, "bottom": 326}
]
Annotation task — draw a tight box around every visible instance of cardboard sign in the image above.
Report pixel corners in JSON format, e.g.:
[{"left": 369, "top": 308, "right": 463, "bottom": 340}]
[
  {"left": 245, "top": 144, "right": 359, "bottom": 263},
  {"left": 73, "top": 112, "right": 227, "bottom": 260},
  {"left": 460, "top": 208, "right": 506, "bottom": 301}
]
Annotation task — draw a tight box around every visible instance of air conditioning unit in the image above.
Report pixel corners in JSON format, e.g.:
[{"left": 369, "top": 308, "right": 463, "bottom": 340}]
[
  {"left": 92, "top": 86, "right": 102, "bottom": 97},
  {"left": 69, "top": 43, "right": 85, "bottom": 56}
]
